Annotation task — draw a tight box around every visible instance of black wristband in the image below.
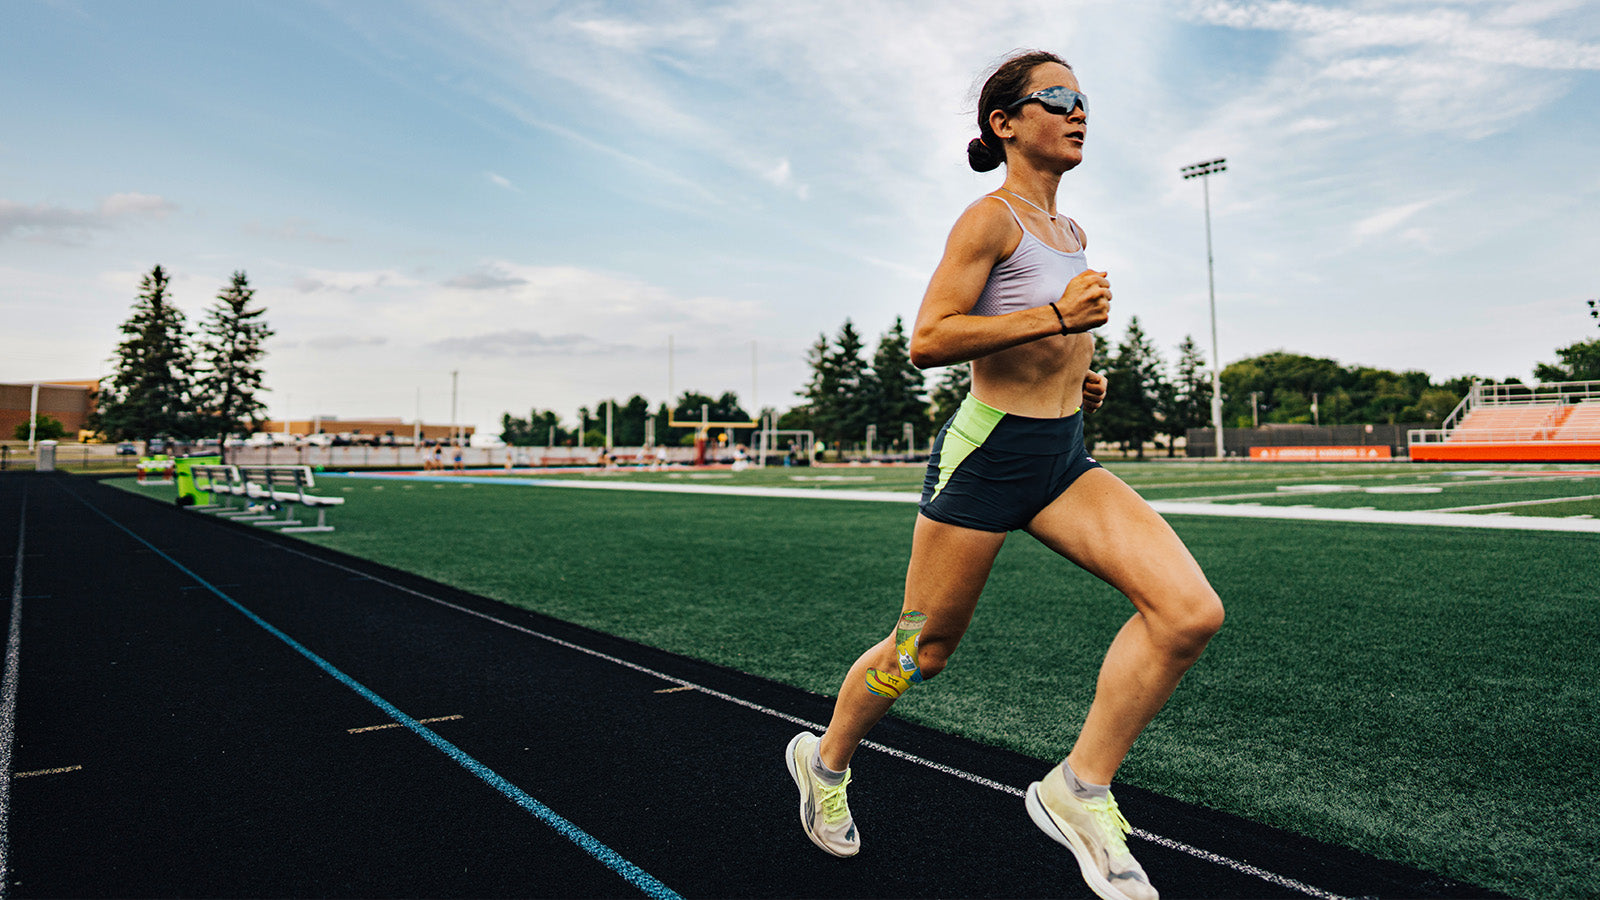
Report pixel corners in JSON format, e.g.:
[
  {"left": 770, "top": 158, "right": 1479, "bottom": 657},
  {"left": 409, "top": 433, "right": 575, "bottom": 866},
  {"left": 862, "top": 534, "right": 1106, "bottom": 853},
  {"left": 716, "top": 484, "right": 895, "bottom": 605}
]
[{"left": 1048, "top": 301, "right": 1069, "bottom": 335}]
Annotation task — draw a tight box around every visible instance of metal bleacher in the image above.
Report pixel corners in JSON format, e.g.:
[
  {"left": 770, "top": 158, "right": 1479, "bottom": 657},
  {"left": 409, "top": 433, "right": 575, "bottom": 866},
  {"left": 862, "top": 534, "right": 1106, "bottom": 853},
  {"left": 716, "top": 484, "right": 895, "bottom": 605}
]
[{"left": 1408, "top": 380, "right": 1600, "bottom": 461}]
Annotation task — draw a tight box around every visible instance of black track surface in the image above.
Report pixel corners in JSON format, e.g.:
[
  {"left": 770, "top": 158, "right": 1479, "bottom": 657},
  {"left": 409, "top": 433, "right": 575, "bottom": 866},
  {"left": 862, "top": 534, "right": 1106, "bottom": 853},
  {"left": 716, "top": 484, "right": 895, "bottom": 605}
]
[{"left": 1, "top": 473, "right": 1505, "bottom": 898}]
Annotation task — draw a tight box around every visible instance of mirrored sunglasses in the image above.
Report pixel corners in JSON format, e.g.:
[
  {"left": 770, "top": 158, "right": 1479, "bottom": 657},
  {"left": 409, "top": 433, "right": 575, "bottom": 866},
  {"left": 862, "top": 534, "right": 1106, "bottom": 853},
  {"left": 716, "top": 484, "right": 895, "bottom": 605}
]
[{"left": 1006, "top": 86, "right": 1087, "bottom": 116}]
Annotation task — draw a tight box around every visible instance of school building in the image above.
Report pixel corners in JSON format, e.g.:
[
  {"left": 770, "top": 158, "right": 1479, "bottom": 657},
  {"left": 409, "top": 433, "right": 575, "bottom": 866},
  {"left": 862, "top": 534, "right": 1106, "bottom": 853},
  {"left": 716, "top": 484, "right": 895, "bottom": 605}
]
[
  {"left": 0, "top": 380, "right": 99, "bottom": 440},
  {"left": 258, "top": 417, "right": 473, "bottom": 443}
]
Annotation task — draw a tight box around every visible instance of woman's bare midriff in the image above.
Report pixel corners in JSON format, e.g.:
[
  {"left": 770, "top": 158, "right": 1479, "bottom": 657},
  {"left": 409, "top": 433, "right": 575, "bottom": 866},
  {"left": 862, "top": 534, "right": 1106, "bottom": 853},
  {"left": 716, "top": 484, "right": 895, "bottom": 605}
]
[{"left": 970, "top": 331, "right": 1094, "bottom": 418}]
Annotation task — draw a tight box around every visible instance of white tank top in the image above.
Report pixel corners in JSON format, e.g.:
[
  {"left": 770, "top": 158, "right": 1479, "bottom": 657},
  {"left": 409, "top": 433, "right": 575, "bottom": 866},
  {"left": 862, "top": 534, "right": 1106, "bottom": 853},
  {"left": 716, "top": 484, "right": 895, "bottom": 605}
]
[{"left": 969, "top": 196, "right": 1089, "bottom": 317}]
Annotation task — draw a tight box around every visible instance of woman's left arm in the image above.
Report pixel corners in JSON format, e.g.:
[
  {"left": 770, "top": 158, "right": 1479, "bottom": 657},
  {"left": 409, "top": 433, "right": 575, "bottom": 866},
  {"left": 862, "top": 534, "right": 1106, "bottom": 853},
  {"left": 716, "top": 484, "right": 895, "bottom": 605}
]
[{"left": 1082, "top": 370, "right": 1107, "bottom": 412}]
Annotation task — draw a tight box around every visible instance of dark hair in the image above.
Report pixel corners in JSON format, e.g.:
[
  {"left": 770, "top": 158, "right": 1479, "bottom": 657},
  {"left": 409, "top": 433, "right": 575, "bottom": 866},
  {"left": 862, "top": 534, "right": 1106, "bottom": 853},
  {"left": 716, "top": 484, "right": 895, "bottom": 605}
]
[{"left": 967, "top": 50, "right": 1072, "bottom": 172}]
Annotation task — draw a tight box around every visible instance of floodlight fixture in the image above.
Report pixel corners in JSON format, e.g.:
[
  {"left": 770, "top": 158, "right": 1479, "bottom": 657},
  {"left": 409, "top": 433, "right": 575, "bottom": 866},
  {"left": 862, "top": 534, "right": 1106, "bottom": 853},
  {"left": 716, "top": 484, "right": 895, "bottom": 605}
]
[{"left": 1181, "top": 158, "right": 1227, "bottom": 180}]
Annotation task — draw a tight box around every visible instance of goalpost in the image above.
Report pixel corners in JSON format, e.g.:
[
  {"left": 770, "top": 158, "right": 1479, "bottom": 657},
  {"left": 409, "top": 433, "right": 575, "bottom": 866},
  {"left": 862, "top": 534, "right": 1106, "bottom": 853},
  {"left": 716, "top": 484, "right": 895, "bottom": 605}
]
[{"left": 666, "top": 335, "right": 761, "bottom": 465}]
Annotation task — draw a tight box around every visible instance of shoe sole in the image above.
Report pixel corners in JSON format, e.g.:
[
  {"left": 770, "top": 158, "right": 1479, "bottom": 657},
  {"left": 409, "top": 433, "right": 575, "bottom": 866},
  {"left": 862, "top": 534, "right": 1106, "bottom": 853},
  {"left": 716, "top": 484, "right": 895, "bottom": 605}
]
[
  {"left": 786, "top": 733, "right": 857, "bottom": 858},
  {"left": 1025, "top": 781, "right": 1131, "bottom": 900}
]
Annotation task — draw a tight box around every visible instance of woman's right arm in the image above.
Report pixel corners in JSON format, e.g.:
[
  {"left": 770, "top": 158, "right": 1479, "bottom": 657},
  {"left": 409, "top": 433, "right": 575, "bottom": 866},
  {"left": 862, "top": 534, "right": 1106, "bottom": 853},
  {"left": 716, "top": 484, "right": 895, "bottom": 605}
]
[{"left": 908, "top": 200, "right": 1111, "bottom": 370}]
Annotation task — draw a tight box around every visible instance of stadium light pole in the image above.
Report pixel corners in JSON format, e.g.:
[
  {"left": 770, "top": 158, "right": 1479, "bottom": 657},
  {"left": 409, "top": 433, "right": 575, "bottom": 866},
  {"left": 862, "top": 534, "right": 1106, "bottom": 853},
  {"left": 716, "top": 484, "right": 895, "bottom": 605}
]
[
  {"left": 450, "top": 370, "right": 459, "bottom": 445},
  {"left": 1181, "top": 157, "right": 1227, "bottom": 459}
]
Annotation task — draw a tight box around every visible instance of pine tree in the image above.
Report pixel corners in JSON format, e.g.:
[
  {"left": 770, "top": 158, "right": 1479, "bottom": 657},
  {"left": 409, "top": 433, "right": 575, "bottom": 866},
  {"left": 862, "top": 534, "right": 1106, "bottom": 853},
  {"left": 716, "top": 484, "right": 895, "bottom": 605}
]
[
  {"left": 927, "top": 363, "right": 971, "bottom": 429},
  {"left": 801, "top": 321, "right": 871, "bottom": 445},
  {"left": 196, "top": 270, "right": 273, "bottom": 454},
  {"left": 1101, "top": 316, "right": 1165, "bottom": 459},
  {"left": 93, "top": 265, "right": 197, "bottom": 442},
  {"left": 870, "top": 316, "right": 926, "bottom": 449},
  {"left": 1162, "top": 335, "right": 1211, "bottom": 456}
]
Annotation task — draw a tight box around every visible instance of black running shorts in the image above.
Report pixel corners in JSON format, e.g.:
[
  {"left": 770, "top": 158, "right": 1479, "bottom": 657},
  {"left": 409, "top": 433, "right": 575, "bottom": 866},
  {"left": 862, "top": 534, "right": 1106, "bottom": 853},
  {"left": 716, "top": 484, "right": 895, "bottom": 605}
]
[{"left": 918, "top": 393, "right": 1101, "bottom": 533}]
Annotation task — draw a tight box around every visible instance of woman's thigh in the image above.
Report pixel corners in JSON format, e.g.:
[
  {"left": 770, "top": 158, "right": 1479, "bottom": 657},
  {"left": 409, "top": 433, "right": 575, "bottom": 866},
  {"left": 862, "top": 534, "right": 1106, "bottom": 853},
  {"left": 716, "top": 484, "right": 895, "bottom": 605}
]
[
  {"left": 900, "top": 514, "right": 1009, "bottom": 653},
  {"left": 1024, "top": 468, "right": 1216, "bottom": 619}
]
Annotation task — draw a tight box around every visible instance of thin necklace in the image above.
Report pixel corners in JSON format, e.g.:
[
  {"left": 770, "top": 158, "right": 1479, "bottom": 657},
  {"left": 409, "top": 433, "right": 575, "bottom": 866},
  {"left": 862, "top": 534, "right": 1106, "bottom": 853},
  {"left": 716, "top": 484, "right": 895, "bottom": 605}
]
[{"left": 1001, "top": 187, "right": 1057, "bottom": 221}]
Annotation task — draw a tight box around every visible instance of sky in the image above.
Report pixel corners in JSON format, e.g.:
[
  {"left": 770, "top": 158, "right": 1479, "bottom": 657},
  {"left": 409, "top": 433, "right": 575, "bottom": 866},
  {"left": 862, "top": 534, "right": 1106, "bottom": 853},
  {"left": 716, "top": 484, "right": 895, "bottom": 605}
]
[{"left": 3, "top": 0, "right": 1598, "bottom": 437}]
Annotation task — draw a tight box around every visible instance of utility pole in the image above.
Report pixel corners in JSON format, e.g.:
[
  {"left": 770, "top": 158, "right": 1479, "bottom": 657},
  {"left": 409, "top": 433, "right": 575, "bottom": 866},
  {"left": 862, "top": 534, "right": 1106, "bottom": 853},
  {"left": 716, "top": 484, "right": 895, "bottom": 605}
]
[
  {"left": 1181, "top": 157, "right": 1228, "bottom": 459},
  {"left": 450, "top": 370, "right": 459, "bottom": 445},
  {"left": 1251, "top": 391, "right": 1260, "bottom": 429}
]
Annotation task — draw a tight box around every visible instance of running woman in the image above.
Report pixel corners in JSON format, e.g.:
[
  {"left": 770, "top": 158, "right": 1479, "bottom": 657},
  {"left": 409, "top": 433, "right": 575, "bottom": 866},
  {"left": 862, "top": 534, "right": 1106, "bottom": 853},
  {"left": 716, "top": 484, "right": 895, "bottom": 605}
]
[{"left": 785, "top": 51, "right": 1224, "bottom": 900}]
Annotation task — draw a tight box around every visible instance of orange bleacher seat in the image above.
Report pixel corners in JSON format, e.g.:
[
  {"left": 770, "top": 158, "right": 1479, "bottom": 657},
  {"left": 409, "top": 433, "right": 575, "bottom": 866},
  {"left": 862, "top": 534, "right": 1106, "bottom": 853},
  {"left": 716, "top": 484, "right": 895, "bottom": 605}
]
[
  {"left": 1448, "top": 404, "right": 1562, "bottom": 442},
  {"left": 1552, "top": 401, "right": 1600, "bottom": 442}
]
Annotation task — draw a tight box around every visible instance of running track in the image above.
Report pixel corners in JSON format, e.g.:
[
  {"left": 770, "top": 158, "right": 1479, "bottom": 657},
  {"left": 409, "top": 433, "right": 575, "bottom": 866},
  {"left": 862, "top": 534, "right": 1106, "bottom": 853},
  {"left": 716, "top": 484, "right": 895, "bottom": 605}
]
[{"left": 0, "top": 473, "right": 1502, "bottom": 898}]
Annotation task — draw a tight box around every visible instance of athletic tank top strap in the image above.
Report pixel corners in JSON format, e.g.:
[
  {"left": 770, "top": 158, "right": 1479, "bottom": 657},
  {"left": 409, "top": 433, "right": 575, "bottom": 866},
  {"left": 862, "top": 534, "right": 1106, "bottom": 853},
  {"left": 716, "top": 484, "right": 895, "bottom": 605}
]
[{"left": 987, "top": 194, "right": 1026, "bottom": 228}]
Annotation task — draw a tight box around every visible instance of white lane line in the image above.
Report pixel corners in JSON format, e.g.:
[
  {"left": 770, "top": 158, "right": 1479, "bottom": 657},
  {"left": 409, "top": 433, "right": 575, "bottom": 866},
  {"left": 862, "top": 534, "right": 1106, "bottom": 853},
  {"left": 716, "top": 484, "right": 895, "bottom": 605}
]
[
  {"left": 1, "top": 486, "right": 27, "bottom": 898},
  {"left": 252, "top": 535, "right": 1352, "bottom": 900},
  {"left": 1143, "top": 501, "right": 1600, "bottom": 533},
  {"left": 348, "top": 714, "right": 463, "bottom": 734},
  {"left": 652, "top": 686, "right": 695, "bottom": 694},
  {"left": 1430, "top": 493, "right": 1600, "bottom": 513},
  {"left": 14, "top": 765, "right": 81, "bottom": 779},
  {"left": 1163, "top": 472, "right": 1592, "bottom": 504}
]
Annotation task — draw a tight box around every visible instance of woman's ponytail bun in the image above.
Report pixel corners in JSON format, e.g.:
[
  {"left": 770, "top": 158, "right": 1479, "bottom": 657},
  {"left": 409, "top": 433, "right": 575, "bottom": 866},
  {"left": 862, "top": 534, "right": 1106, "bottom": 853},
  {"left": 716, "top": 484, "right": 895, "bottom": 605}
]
[{"left": 967, "top": 136, "right": 1002, "bottom": 172}]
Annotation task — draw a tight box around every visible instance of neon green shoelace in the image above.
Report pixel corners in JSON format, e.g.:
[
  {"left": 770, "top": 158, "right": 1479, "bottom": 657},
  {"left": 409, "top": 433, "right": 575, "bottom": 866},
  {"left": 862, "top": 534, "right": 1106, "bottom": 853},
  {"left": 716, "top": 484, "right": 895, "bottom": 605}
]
[
  {"left": 818, "top": 772, "right": 852, "bottom": 825},
  {"left": 1082, "top": 794, "right": 1132, "bottom": 853}
]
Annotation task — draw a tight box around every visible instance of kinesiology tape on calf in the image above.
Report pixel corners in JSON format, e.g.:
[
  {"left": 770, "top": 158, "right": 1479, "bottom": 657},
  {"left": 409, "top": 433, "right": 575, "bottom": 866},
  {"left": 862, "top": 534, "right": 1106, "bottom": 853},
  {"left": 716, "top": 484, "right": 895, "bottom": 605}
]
[{"left": 864, "top": 611, "right": 929, "bottom": 699}]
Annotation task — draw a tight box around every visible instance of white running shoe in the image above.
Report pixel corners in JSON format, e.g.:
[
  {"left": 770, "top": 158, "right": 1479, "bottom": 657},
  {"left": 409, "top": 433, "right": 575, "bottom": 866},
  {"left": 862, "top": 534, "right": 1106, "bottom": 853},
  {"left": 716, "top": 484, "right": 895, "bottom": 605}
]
[
  {"left": 1026, "top": 767, "right": 1158, "bottom": 900},
  {"left": 785, "top": 732, "right": 859, "bottom": 857}
]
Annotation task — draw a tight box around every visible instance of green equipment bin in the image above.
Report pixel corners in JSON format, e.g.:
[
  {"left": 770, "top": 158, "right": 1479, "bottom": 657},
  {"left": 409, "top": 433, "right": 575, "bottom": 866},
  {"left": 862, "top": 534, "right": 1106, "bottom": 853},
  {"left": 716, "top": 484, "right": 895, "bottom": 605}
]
[{"left": 174, "top": 454, "right": 221, "bottom": 506}]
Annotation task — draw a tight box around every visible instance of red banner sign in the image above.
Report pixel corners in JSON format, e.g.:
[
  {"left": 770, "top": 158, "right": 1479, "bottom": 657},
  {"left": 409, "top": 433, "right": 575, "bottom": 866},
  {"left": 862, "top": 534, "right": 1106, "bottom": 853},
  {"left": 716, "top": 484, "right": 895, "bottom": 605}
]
[{"left": 1249, "top": 445, "right": 1392, "bottom": 461}]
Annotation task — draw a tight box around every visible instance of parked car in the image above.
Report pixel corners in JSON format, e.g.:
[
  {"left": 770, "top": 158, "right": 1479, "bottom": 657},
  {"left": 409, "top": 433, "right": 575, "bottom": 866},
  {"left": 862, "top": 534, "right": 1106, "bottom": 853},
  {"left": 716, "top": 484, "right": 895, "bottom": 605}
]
[{"left": 116, "top": 442, "right": 138, "bottom": 456}]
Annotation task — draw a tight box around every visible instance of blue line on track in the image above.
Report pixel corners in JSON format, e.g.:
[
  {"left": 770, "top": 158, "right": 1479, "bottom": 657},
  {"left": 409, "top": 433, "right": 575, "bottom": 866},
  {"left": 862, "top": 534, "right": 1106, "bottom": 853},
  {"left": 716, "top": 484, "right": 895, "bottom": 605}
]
[{"left": 64, "top": 485, "right": 681, "bottom": 900}]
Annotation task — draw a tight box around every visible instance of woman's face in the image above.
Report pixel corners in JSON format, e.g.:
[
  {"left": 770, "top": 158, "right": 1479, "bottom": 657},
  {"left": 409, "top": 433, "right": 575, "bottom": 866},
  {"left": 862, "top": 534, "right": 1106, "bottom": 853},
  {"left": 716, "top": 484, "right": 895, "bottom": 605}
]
[{"left": 995, "top": 62, "right": 1087, "bottom": 171}]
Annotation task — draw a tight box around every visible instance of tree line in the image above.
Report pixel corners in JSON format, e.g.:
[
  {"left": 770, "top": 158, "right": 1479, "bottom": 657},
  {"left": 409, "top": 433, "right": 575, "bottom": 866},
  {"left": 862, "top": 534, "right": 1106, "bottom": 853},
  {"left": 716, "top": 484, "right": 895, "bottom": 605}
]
[
  {"left": 88, "top": 263, "right": 1593, "bottom": 458},
  {"left": 91, "top": 264, "right": 273, "bottom": 448},
  {"left": 500, "top": 391, "right": 757, "bottom": 449},
  {"left": 508, "top": 300, "right": 1600, "bottom": 456}
]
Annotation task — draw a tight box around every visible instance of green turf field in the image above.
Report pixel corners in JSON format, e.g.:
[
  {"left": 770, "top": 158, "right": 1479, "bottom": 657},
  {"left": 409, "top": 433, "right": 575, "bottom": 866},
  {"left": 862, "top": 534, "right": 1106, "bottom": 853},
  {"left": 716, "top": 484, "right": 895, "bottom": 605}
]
[
  {"left": 439, "top": 460, "right": 1600, "bottom": 517},
  {"left": 112, "top": 463, "right": 1600, "bottom": 898}
]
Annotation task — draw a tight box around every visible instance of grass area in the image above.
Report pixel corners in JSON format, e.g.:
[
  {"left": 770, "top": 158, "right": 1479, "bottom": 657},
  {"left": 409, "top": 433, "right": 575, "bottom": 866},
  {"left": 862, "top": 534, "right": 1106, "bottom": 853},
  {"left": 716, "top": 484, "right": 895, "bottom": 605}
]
[{"left": 111, "top": 472, "right": 1600, "bottom": 897}]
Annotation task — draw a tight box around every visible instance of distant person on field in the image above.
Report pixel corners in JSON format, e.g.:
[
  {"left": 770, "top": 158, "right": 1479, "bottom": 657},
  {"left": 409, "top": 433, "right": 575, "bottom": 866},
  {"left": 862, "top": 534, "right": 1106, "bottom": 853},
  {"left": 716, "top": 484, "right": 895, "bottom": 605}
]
[{"left": 783, "top": 51, "right": 1223, "bottom": 900}]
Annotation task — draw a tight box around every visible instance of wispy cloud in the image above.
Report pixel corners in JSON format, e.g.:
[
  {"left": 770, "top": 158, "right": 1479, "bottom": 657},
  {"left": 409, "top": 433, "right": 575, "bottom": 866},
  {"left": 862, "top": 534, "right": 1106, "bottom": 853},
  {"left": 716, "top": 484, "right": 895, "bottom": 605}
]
[
  {"left": 292, "top": 268, "right": 421, "bottom": 293},
  {"left": 303, "top": 334, "right": 389, "bottom": 351},
  {"left": 0, "top": 192, "right": 177, "bottom": 242},
  {"left": 427, "top": 329, "right": 617, "bottom": 357},
  {"left": 1188, "top": 1, "right": 1600, "bottom": 70},
  {"left": 485, "top": 171, "right": 520, "bottom": 193},
  {"left": 243, "top": 219, "right": 347, "bottom": 244},
  {"left": 99, "top": 192, "right": 178, "bottom": 217},
  {"left": 1351, "top": 195, "right": 1445, "bottom": 242},
  {"left": 1180, "top": 0, "right": 1596, "bottom": 141},
  {"left": 443, "top": 264, "right": 528, "bottom": 290}
]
